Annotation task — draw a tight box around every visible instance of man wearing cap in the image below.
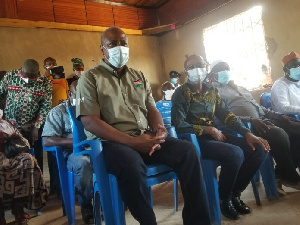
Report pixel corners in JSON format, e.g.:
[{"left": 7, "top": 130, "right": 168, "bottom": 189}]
[
  {"left": 169, "top": 70, "right": 181, "bottom": 88},
  {"left": 271, "top": 51, "right": 300, "bottom": 115},
  {"left": 0, "top": 59, "right": 52, "bottom": 168},
  {"left": 67, "top": 58, "right": 85, "bottom": 85},
  {"left": 208, "top": 59, "right": 300, "bottom": 192}
]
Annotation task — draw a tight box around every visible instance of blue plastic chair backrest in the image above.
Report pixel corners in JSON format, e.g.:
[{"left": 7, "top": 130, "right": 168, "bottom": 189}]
[
  {"left": 156, "top": 101, "right": 172, "bottom": 127},
  {"left": 260, "top": 92, "right": 271, "bottom": 108},
  {"left": 67, "top": 106, "right": 87, "bottom": 144}
]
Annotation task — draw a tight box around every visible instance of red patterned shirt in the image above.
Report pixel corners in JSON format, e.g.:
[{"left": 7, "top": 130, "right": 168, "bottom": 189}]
[{"left": 0, "top": 69, "right": 52, "bottom": 129}]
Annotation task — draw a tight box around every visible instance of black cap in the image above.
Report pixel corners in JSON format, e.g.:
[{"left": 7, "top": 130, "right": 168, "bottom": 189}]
[{"left": 169, "top": 70, "right": 181, "bottom": 78}]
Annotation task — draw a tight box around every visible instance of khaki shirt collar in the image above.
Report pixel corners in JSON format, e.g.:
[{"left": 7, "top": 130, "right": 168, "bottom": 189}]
[{"left": 99, "top": 59, "right": 128, "bottom": 78}]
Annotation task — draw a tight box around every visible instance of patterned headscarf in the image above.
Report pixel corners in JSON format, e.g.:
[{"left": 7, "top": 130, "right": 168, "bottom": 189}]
[{"left": 71, "top": 58, "right": 84, "bottom": 69}]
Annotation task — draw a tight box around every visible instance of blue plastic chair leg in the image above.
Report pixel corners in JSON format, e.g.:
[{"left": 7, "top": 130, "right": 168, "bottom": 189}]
[
  {"left": 109, "top": 175, "right": 126, "bottom": 225},
  {"left": 55, "top": 150, "right": 75, "bottom": 225},
  {"left": 202, "top": 160, "right": 221, "bottom": 225},
  {"left": 173, "top": 179, "right": 178, "bottom": 212},
  {"left": 251, "top": 177, "right": 261, "bottom": 206},
  {"left": 254, "top": 170, "right": 260, "bottom": 183},
  {"left": 149, "top": 186, "right": 153, "bottom": 208},
  {"left": 93, "top": 174, "right": 102, "bottom": 225},
  {"left": 68, "top": 171, "right": 75, "bottom": 223},
  {"left": 260, "top": 155, "right": 278, "bottom": 201}
]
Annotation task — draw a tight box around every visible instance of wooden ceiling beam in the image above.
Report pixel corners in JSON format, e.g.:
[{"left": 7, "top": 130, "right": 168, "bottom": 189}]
[
  {"left": 142, "top": 24, "right": 177, "bottom": 35},
  {"left": 0, "top": 18, "right": 142, "bottom": 35}
]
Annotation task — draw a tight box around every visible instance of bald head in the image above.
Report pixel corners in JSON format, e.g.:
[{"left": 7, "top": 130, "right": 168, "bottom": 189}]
[
  {"left": 22, "top": 59, "right": 39, "bottom": 74},
  {"left": 101, "top": 26, "right": 126, "bottom": 46},
  {"left": 100, "top": 26, "right": 129, "bottom": 69},
  {"left": 21, "top": 59, "right": 40, "bottom": 79}
]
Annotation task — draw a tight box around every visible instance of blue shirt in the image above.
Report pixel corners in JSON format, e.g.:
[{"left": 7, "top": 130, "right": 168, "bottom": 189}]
[{"left": 42, "top": 101, "right": 72, "bottom": 151}]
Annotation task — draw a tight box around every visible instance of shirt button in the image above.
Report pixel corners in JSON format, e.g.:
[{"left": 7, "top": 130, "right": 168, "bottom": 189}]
[{"left": 137, "top": 120, "right": 141, "bottom": 123}]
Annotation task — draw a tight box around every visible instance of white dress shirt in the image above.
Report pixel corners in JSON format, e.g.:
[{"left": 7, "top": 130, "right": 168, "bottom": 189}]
[{"left": 271, "top": 76, "right": 300, "bottom": 115}]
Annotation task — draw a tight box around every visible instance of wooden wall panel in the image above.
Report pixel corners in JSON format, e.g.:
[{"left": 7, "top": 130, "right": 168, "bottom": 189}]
[
  {"left": 103, "top": 0, "right": 168, "bottom": 8},
  {"left": 0, "top": 0, "right": 5, "bottom": 18},
  {"left": 53, "top": 0, "right": 87, "bottom": 25},
  {"left": 86, "top": 1, "right": 114, "bottom": 27},
  {"left": 195, "top": 0, "right": 213, "bottom": 9},
  {"left": 113, "top": 5, "right": 139, "bottom": 30},
  {"left": 138, "top": 8, "right": 157, "bottom": 29},
  {"left": 17, "top": 0, "right": 54, "bottom": 22},
  {"left": 158, "top": 0, "right": 176, "bottom": 25},
  {"left": 0, "top": 0, "right": 18, "bottom": 19},
  {"left": 174, "top": 0, "right": 196, "bottom": 20}
]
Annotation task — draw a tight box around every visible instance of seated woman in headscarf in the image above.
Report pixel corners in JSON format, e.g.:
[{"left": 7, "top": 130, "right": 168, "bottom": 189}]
[
  {"left": 0, "top": 109, "right": 48, "bottom": 225},
  {"left": 67, "top": 58, "right": 84, "bottom": 86}
]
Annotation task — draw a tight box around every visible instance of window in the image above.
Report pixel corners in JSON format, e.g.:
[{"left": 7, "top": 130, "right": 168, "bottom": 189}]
[{"left": 203, "top": 6, "right": 269, "bottom": 89}]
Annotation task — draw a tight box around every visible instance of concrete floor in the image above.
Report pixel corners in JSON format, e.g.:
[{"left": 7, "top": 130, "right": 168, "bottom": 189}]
[{"left": 3, "top": 153, "right": 300, "bottom": 225}]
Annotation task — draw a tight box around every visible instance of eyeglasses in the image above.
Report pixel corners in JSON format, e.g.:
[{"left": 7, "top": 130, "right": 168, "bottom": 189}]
[{"left": 186, "top": 63, "right": 206, "bottom": 71}]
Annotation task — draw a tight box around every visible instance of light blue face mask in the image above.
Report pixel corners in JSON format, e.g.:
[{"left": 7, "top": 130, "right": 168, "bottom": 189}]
[
  {"left": 217, "top": 70, "right": 231, "bottom": 84},
  {"left": 289, "top": 67, "right": 300, "bottom": 81},
  {"left": 187, "top": 68, "right": 207, "bottom": 84},
  {"left": 170, "top": 78, "right": 178, "bottom": 85}
]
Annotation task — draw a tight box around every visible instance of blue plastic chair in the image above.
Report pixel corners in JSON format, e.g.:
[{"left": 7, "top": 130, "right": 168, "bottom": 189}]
[
  {"left": 177, "top": 133, "right": 221, "bottom": 225},
  {"left": 42, "top": 143, "right": 75, "bottom": 225},
  {"left": 217, "top": 122, "right": 278, "bottom": 204},
  {"left": 67, "top": 105, "right": 179, "bottom": 225},
  {"left": 156, "top": 101, "right": 221, "bottom": 225},
  {"left": 260, "top": 92, "right": 299, "bottom": 120},
  {"left": 260, "top": 91, "right": 300, "bottom": 186},
  {"left": 260, "top": 92, "right": 272, "bottom": 109}
]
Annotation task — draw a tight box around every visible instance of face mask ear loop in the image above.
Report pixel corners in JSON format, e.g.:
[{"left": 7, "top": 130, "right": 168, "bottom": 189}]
[{"left": 102, "top": 46, "right": 109, "bottom": 61}]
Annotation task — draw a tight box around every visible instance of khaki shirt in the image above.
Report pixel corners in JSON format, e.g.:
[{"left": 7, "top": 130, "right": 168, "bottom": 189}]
[{"left": 76, "top": 60, "right": 156, "bottom": 140}]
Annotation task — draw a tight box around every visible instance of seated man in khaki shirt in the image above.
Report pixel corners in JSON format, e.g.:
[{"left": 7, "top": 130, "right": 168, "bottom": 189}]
[{"left": 76, "top": 26, "right": 212, "bottom": 225}]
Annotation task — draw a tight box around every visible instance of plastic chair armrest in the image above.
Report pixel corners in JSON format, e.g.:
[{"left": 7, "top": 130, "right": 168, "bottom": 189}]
[
  {"left": 43, "top": 145, "right": 63, "bottom": 152},
  {"left": 177, "top": 133, "right": 202, "bottom": 156}
]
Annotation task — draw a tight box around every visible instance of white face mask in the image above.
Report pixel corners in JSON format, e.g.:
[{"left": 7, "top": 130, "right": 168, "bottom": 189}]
[
  {"left": 75, "top": 70, "right": 83, "bottom": 77},
  {"left": 103, "top": 46, "right": 129, "bottom": 68},
  {"left": 163, "top": 90, "right": 175, "bottom": 101},
  {"left": 187, "top": 68, "right": 207, "bottom": 83}
]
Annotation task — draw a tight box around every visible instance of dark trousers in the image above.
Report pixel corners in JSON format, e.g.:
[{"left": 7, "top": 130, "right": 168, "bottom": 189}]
[
  {"left": 270, "top": 119, "right": 300, "bottom": 171},
  {"left": 21, "top": 126, "right": 44, "bottom": 171},
  {"left": 197, "top": 134, "right": 267, "bottom": 202},
  {"left": 102, "top": 137, "right": 212, "bottom": 225},
  {"left": 255, "top": 122, "right": 300, "bottom": 183}
]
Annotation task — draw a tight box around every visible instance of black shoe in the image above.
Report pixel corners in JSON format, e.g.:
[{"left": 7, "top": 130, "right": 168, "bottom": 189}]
[
  {"left": 220, "top": 200, "right": 240, "bottom": 220},
  {"left": 81, "top": 205, "right": 94, "bottom": 224},
  {"left": 232, "top": 196, "right": 252, "bottom": 214}
]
